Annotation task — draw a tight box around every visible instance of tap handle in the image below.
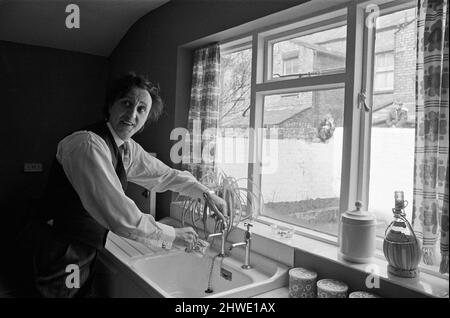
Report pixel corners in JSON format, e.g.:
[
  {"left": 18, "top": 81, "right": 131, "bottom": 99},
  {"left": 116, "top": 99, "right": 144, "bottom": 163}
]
[{"left": 244, "top": 222, "right": 253, "bottom": 232}]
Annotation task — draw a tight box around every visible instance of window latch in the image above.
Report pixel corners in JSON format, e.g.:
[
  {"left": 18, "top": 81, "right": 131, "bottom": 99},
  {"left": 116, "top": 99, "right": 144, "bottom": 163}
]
[{"left": 358, "top": 90, "right": 371, "bottom": 112}]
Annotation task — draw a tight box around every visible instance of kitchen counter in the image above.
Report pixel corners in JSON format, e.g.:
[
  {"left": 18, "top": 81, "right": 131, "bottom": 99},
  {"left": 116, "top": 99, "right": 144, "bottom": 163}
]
[{"left": 253, "top": 287, "right": 290, "bottom": 298}]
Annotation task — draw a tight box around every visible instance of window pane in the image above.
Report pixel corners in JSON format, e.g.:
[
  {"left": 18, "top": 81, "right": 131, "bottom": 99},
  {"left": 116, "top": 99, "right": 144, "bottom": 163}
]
[
  {"left": 216, "top": 48, "right": 252, "bottom": 187},
  {"left": 374, "top": 71, "right": 394, "bottom": 91},
  {"left": 369, "top": 8, "right": 417, "bottom": 238},
  {"left": 375, "top": 52, "right": 394, "bottom": 69},
  {"left": 260, "top": 88, "right": 345, "bottom": 236},
  {"left": 283, "top": 56, "right": 300, "bottom": 75},
  {"left": 271, "top": 25, "right": 346, "bottom": 79}
]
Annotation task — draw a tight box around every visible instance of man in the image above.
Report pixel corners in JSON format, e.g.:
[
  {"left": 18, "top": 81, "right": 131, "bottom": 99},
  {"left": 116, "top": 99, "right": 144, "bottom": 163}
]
[
  {"left": 31, "top": 73, "right": 227, "bottom": 297},
  {"left": 386, "top": 102, "right": 408, "bottom": 127}
]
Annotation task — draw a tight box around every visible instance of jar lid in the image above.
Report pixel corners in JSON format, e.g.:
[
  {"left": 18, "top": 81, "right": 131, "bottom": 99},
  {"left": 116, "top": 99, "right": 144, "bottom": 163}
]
[
  {"left": 342, "top": 201, "right": 375, "bottom": 225},
  {"left": 317, "top": 279, "right": 348, "bottom": 293},
  {"left": 289, "top": 267, "right": 318, "bottom": 280},
  {"left": 349, "top": 291, "right": 380, "bottom": 298}
]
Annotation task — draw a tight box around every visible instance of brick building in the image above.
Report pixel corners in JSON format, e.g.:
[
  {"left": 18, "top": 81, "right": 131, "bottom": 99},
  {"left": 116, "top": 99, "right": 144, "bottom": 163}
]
[{"left": 220, "top": 11, "right": 417, "bottom": 138}]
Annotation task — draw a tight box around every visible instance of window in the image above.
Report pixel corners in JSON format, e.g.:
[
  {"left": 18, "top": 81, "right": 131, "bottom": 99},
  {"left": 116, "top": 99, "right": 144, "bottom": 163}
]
[
  {"left": 283, "top": 56, "right": 300, "bottom": 76},
  {"left": 216, "top": 11, "right": 347, "bottom": 236},
  {"left": 209, "top": 0, "right": 441, "bottom": 276},
  {"left": 258, "top": 13, "right": 347, "bottom": 236},
  {"left": 216, "top": 46, "right": 252, "bottom": 188},
  {"left": 374, "top": 71, "right": 394, "bottom": 91},
  {"left": 270, "top": 24, "right": 347, "bottom": 79},
  {"left": 368, "top": 7, "right": 417, "bottom": 238},
  {"left": 374, "top": 52, "right": 394, "bottom": 91},
  {"left": 261, "top": 88, "right": 344, "bottom": 236}
]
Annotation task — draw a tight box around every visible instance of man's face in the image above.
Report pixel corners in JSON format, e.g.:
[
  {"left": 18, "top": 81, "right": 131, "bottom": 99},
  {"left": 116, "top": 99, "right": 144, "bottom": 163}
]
[{"left": 108, "top": 87, "right": 152, "bottom": 140}]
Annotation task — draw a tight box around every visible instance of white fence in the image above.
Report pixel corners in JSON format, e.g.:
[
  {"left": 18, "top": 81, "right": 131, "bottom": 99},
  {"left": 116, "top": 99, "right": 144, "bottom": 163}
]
[{"left": 216, "top": 127, "right": 415, "bottom": 225}]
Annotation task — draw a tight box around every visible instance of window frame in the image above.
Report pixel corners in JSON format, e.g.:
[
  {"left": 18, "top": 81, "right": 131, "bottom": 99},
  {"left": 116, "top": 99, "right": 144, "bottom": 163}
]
[
  {"left": 217, "top": 5, "right": 356, "bottom": 242},
  {"left": 219, "top": 8, "right": 354, "bottom": 243},
  {"left": 264, "top": 13, "right": 347, "bottom": 82},
  {"left": 214, "top": 0, "right": 445, "bottom": 278},
  {"left": 358, "top": 0, "right": 446, "bottom": 279},
  {"left": 255, "top": 9, "right": 353, "bottom": 243},
  {"left": 359, "top": 0, "right": 416, "bottom": 237}
]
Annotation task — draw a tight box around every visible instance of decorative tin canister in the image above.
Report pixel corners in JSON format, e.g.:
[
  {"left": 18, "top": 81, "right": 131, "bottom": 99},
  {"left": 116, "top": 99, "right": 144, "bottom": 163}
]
[
  {"left": 317, "top": 279, "right": 348, "bottom": 298},
  {"left": 288, "top": 267, "right": 317, "bottom": 298},
  {"left": 383, "top": 191, "right": 421, "bottom": 278},
  {"left": 339, "top": 201, "right": 376, "bottom": 263},
  {"left": 349, "top": 291, "right": 380, "bottom": 298}
]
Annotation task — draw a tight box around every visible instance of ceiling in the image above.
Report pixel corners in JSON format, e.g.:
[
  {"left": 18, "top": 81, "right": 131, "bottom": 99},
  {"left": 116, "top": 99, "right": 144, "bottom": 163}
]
[{"left": 0, "top": 0, "right": 170, "bottom": 56}]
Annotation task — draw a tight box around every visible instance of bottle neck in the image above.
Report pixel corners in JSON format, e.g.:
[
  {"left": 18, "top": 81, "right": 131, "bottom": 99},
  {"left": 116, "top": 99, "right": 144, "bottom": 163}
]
[{"left": 392, "top": 208, "right": 406, "bottom": 218}]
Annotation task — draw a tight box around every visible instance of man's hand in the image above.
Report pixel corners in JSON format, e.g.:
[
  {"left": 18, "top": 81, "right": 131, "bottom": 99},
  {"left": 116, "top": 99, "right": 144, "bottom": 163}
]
[
  {"left": 204, "top": 191, "right": 228, "bottom": 219},
  {"left": 174, "top": 227, "right": 198, "bottom": 247}
]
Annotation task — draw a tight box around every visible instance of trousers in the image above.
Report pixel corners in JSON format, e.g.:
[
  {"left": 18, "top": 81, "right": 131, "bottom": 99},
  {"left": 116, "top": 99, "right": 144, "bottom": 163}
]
[{"left": 28, "top": 221, "right": 98, "bottom": 298}]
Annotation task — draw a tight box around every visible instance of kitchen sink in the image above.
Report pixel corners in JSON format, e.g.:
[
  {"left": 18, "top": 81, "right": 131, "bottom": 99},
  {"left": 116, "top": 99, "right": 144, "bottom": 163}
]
[{"left": 130, "top": 246, "right": 289, "bottom": 298}]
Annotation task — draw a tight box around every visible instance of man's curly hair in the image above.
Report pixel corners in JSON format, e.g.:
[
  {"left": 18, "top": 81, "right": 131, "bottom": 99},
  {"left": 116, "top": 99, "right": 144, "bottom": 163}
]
[{"left": 104, "top": 72, "right": 164, "bottom": 125}]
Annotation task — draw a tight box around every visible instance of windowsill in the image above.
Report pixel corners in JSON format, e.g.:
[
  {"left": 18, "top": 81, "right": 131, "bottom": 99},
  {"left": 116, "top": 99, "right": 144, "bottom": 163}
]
[
  {"left": 267, "top": 222, "right": 447, "bottom": 296},
  {"left": 241, "top": 219, "right": 448, "bottom": 298},
  {"left": 170, "top": 202, "right": 449, "bottom": 298}
]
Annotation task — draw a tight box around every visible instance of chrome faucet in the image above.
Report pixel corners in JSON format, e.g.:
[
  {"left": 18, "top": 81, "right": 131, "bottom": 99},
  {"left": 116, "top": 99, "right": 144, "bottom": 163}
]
[
  {"left": 207, "top": 221, "right": 227, "bottom": 257},
  {"left": 229, "top": 223, "right": 253, "bottom": 269},
  {"left": 204, "top": 192, "right": 229, "bottom": 257}
]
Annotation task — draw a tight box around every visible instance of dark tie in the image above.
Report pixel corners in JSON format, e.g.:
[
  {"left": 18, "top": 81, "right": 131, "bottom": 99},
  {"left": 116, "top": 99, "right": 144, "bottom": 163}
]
[
  {"left": 115, "top": 145, "right": 128, "bottom": 191},
  {"left": 121, "top": 141, "right": 130, "bottom": 166}
]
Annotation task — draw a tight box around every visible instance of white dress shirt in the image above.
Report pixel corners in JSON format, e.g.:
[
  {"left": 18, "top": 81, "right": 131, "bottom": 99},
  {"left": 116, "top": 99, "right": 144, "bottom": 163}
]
[{"left": 55, "top": 122, "right": 209, "bottom": 250}]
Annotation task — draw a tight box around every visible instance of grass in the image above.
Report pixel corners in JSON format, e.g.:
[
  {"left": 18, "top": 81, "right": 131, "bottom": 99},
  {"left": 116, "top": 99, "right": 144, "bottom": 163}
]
[{"left": 264, "top": 197, "right": 340, "bottom": 236}]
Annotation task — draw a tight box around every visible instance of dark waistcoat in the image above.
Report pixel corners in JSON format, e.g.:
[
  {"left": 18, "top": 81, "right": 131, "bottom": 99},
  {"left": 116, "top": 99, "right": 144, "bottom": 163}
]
[{"left": 38, "top": 121, "right": 127, "bottom": 249}]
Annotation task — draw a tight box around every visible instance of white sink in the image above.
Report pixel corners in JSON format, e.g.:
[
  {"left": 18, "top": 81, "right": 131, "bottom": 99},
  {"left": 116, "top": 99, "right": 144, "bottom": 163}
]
[{"left": 130, "top": 247, "right": 289, "bottom": 298}]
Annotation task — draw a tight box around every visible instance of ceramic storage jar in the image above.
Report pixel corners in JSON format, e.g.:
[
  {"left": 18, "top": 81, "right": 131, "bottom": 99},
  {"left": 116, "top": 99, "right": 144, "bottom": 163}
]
[{"left": 339, "top": 201, "right": 376, "bottom": 263}]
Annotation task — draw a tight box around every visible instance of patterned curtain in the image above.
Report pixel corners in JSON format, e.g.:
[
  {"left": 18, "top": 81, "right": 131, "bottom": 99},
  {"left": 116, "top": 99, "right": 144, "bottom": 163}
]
[
  {"left": 184, "top": 43, "right": 220, "bottom": 182},
  {"left": 412, "top": 0, "right": 449, "bottom": 274}
]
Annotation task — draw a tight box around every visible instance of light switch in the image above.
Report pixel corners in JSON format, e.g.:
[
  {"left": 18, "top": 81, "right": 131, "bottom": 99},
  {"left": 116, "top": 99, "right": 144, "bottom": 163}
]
[{"left": 24, "top": 163, "right": 43, "bottom": 172}]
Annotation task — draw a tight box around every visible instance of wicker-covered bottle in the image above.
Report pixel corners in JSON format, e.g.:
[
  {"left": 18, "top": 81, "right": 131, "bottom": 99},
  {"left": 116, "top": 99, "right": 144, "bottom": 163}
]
[{"left": 383, "top": 191, "right": 422, "bottom": 278}]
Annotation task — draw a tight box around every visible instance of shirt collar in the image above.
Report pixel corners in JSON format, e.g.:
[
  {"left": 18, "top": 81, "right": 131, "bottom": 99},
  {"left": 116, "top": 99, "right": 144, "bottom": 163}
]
[{"left": 106, "top": 122, "right": 126, "bottom": 148}]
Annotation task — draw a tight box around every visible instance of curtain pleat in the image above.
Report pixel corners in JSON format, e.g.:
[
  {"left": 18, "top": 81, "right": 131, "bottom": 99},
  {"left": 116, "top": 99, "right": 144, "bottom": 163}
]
[
  {"left": 413, "top": 0, "right": 449, "bottom": 273},
  {"left": 184, "top": 43, "right": 220, "bottom": 182}
]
